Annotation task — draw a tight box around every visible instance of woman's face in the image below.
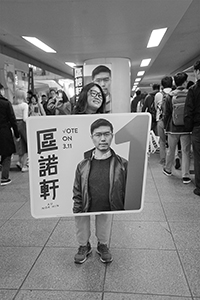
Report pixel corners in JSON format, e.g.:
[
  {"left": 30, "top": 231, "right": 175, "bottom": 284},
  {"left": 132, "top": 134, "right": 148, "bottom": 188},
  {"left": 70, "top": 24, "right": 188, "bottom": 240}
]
[
  {"left": 87, "top": 85, "right": 103, "bottom": 111},
  {"left": 31, "top": 96, "right": 37, "bottom": 104}
]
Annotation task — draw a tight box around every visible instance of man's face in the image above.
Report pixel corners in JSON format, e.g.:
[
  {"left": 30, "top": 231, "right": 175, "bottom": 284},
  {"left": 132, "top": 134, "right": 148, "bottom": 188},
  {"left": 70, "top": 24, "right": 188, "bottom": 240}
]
[
  {"left": 93, "top": 72, "right": 111, "bottom": 96},
  {"left": 91, "top": 125, "right": 113, "bottom": 153},
  {"left": 50, "top": 90, "right": 56, "bottom": 99},
  {"left": 42, "top": 96, "right": 47, "bottom": 102}
]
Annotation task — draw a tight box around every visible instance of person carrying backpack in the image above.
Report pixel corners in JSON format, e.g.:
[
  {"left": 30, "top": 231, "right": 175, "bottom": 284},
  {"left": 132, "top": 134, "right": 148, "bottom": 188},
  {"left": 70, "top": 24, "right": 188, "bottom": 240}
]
[
  {"left": 142, "top": 84, "right": 160, "bottom": 134},
  {"left": 163, "top": 72, "right": 192, "bottom": 184},
  {"left": 155, "top": 76, "right": 173, "bottom": 165}
]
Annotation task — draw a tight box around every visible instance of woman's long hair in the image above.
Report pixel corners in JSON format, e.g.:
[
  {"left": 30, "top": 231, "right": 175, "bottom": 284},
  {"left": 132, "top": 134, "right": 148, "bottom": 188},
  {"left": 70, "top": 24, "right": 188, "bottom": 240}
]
[
  {"left": 57, "top": 90, "right": 70, "bottom": 103},
  {"left": 73, "top": 82, "right": 106, "bottom": 114}
]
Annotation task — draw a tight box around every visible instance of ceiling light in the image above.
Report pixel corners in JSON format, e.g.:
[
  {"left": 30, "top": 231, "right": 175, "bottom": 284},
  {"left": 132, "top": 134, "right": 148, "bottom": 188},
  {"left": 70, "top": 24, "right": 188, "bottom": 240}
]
[
  {"left": 140, "top": 58, "right": 151, "bottom": 67},
  {"left": 135, "top": 78, "right": 141, "bottom": 82},
  {"left": 22, "top": 36, "right": 56, "bottom": 53},
  {"left": 65, "top": 62, "right": 76, "bottom": 68},
  {"left": 134, "top": 82, "right": 139, "bottom": 85},
  {"left": 147, "top": 28, "right": 167, "bottom": 48},
  {"left": 137, "top": 71, "right": 145, "bottom": 76}
]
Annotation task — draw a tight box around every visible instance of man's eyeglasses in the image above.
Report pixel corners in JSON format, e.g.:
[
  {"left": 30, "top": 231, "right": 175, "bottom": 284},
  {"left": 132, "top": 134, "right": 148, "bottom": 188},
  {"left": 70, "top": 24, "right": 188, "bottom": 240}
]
[
  {"left": 92, "top": 132, "right": 113, "bottom": 138},
  {"left": 89, "top": 89, "right": 103, "bottom": 100}
]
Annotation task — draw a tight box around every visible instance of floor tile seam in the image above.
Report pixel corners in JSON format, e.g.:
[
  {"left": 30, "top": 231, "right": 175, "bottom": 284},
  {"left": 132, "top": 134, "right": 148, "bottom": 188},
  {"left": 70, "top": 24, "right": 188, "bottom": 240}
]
[
  {"left": 21, "top": 245, "right": 179, "bottom": 251},
  {"left": 112, "top": 220, "right": 169, "bottom": 223},
  {"left": 13, "top": 289, "right": 103, "bottom": 300},
  {"left": 168, "top": 220, "right": 200, "bottom": 224},
  {"left": 10, "top": 288, "right": 194, "bottom": 300},
  {"left": 3, "top": 202, "right": 27, "bottom": 222},
  {"left": 152, "top": 187, "right": 195, "bottom": 297},
  {"left": 0, "top": 202, "right": 26, "bottom": 227},
  {"left": 108, "top": 247, "right": 177, "bottom": 251},
  {"left": 0, "top": 219, "right": 11, "bottom": 229},
  {"left": 14, "top": 287, "right": 104, "bottom": 293},
  {"left": 0, "top": 245, "right": 43, "bottom": 249},
  {"left": 146, "top": 161, "right": 196, "bottom": 298},
  {"left": 102, "top": 290, "right": 193, "bottom": 298},
  {"left": 147, "top": 157, "right": 196, "bottom": 298},
  {"left": 12, "top": 218, "right": 62, "bottom": 298}
]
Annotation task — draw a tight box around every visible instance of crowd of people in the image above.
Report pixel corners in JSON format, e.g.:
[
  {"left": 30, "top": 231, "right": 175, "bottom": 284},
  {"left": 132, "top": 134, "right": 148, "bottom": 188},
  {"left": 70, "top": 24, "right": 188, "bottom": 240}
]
[
  {"left": 1, "top": 61, "right": 200, "bottom": 266},
  {"left": 131, "top": 59, "right": 200, "bottom": 197}
]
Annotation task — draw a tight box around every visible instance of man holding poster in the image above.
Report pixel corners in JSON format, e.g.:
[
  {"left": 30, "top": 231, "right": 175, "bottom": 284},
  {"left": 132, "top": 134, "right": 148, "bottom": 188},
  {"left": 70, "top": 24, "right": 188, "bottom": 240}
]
[{"left": 73, "top": 118, "right": 128, "bottom": 263}]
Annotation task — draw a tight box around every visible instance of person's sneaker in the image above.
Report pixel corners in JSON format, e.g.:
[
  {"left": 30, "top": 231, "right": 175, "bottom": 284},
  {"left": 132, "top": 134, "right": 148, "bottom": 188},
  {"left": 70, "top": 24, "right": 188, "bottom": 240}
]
[
  {"left": 193, "top": 188, "right": 200, "bottom": 196},
  {"left": 1, "top": 178, "right": 12, "bottom": 186},
  {"left": 182, "top": 177, "right": 191, "bottom": 184},
  {"left": 163, "top": 168, "right": 172, "bottom": 176},
  {"left": 175, "top": 158, "right": 181, "bottom": 170},
  {"left": 74, "top": 242, "right": 92, "bottom": 264},
  {"left": 21, "top": 166, "right": 28, "bottom": 172},
  {"left": 96, "top": 243, "right": 113, "bottom": 263}
]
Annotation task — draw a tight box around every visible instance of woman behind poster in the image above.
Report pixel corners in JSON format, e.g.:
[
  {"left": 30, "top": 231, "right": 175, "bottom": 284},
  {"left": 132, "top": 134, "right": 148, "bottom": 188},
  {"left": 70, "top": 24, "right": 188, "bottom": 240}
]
[
  {"left": 72, "top": 82, "right": 113, "bottom": 264},
  {"left": 12, "top": 89, "right": 29, "bottom": 172}
]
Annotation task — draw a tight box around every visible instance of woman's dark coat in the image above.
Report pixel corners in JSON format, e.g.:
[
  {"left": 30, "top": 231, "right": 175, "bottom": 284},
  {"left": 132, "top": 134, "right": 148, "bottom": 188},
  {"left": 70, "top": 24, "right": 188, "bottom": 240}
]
[{"left": 0, "top": 94, "right": 19, "bottom": 155}]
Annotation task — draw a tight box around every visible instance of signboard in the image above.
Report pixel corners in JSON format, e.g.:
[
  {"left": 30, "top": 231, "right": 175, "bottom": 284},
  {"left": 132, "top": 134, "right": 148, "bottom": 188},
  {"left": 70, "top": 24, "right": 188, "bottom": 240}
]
[
  {"left": 27, "top": 113, "right": 151, "bottom": 218},
  {"left": 73, "top": 65, "right": 83, "bottom": 102}
]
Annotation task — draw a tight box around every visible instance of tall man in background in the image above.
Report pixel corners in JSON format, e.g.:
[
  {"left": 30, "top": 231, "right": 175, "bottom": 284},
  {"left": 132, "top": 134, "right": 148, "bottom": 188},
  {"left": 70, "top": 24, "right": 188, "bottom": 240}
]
[{"left": 184, "top": 60, "right": 200, "bottom": 196}]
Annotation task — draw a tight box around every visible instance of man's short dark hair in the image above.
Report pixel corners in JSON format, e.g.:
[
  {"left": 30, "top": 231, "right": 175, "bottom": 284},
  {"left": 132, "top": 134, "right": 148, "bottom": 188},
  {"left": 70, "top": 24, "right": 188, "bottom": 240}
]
[
  {"left": 152, "top": 84, "right": 160, "bottom": 91},
  {"left": 194, "top": 60, "right": 200, "bottom": 71},
  {"left": 136, "top": 90, "right": 141, "bottom": 96},
  {"left": 90, "top": 118, "right": 113, "bottom": 135},
  {"left": 161, "top": 76, "right": 173, "bottom": 89},
  {"left": 92, "top": 65, "right": 111, "bottom": 80},
  {"left": 173, "top": 72, "right": 188, "bottom": 87}
]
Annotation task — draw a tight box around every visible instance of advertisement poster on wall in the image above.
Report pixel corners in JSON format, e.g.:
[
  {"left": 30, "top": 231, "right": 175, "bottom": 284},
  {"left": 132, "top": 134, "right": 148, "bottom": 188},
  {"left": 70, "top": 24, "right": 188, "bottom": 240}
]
[
  {"left": 4, "top": 63, "right": 15, "bottom": 103},
  {"left": 84, "top": 64, "right": 112, "bottom": 113},
  {"left": 27, "top": 113, "right": 151, "bottom": 219}
]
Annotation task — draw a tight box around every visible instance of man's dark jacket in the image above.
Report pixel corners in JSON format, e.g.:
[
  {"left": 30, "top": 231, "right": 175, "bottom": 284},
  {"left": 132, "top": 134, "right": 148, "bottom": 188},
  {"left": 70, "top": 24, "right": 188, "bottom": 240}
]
[
  {"left": 184, "top": 79, "right": 200, "bottom": 132},
  {"left": 73, "top": 148, "right": 128, "bottom": 213}
]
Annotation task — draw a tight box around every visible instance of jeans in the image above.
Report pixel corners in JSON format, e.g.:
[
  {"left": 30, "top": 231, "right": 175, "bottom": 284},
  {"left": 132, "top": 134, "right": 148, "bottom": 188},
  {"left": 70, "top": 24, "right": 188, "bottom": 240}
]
[
  {"left": 157, "top": 120, "right": 166, "bottom": 161},
  {"left": 192, "top": 126, "right": 200, "bottom": 190},
  {"left": 75, "top": 214, "right": 112, "bottom": 246},
  {"left": 1, "top": 155, "right": 11, "bottom": 180},
  {"left": 165, "top": 133, "right": 191, "bottom": 177}
]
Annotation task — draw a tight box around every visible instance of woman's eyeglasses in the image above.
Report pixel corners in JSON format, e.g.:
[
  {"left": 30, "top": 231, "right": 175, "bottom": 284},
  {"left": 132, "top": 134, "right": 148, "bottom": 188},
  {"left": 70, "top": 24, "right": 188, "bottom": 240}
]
[{"left": 89, "top": 89, "right": 103, "bottom": 100}]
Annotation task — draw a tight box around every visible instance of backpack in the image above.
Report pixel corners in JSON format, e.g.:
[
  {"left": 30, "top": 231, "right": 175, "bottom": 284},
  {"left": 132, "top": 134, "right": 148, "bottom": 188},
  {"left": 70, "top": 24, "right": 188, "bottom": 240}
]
[
  {"left": 171, "top": 90, "right": 187, "bottom": 126},
  {"left": 148, "top": 95, "right": 156, "bottom": 122},
  {"left": 159, "top": 91, "right": 168, "bottom": 120}
]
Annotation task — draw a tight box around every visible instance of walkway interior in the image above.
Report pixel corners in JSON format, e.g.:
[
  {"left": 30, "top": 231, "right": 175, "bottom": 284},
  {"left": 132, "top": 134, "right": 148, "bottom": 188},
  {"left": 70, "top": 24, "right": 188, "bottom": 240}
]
[{"left": 0, "top": 152, "right": 199, "bottom": 300}]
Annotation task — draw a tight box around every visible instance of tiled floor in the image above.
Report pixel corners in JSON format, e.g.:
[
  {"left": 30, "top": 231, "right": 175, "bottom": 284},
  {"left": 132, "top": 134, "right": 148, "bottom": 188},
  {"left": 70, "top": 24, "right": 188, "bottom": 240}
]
[{"left": 0, "top": 153, "right": 200, "bottom": 300}]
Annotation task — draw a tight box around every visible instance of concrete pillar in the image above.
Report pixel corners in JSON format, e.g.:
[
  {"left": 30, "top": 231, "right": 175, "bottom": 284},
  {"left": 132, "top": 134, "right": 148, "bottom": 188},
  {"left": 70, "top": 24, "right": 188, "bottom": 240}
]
[{"left": 84, "top": 58, "right": 131, "bottom": 113}]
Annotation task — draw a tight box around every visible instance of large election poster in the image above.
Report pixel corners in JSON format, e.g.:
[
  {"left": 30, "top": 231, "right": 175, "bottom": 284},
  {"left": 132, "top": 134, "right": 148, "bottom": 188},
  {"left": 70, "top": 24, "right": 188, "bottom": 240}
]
[{"left": 27, "top": 113, "right": 151, "bottom": 218}]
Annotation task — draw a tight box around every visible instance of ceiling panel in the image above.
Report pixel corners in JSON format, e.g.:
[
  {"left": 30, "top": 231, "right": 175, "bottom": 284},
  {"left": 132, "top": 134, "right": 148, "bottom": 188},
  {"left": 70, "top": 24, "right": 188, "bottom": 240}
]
[{"left": 0, "top": 0, "right": 198, "bottom": 90}]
